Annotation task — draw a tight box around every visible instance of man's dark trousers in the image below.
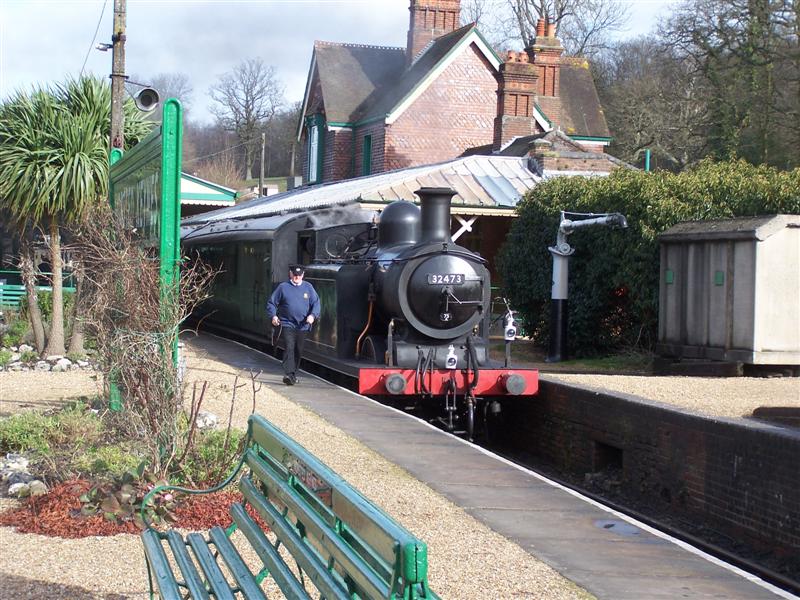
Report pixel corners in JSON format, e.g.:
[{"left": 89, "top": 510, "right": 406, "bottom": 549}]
[{"left": 282, "top": 327, "right": 307, "bottom": 381}]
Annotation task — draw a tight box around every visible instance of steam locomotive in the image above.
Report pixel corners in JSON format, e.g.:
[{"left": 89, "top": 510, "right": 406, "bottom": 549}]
[{"left": 182, "top": 187, "right": 538, "bottom": 439}]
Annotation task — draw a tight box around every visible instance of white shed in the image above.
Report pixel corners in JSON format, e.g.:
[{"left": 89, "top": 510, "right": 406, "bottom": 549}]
[{"left": 656, "top": 215, "right": 800, "bottom": 365}]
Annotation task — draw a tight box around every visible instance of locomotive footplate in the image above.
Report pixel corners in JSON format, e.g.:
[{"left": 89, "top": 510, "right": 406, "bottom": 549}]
[{"left": 358, "top": 367, "right": 539, "bottom": 396}]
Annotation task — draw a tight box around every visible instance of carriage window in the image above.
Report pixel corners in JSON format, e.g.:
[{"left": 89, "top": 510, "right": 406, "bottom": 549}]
[{"left": 196, "top": 244, "right": 236, "bottom": 286}]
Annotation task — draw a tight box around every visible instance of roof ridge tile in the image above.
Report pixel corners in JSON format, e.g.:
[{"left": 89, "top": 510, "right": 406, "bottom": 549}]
[{"left": 314, "top": 40, "right": 404, "bottom": 52}]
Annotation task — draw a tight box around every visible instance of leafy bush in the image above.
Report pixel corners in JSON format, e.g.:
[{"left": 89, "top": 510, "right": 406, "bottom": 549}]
[
  {"left": 66, "top": 351, "right": 86, "bottom": 363},
  {"left": 179, "top": 429, "right": 245, "bottom": 485},
  {"left": 79, "top": 463, "right": 177, "bottom": 528},
  {"left": 1, "top": 318, "right": 28, "bottom": 347},
  {"left": 19, "top": 350, "right": 38, "bottom": 363},
  {"left": 34, "top": 289, "right": 75, "bottom": 323},
  {"left": 498, "top": 160, "right": 800, "bottom": 356},
  {"left": 0, "top": 412, "right": 56, "bottom": 455},
  {"left": 0, "top": 349, "right": 12, "bottom": 367},
  {"left": 73, "top": 445, "right": 147, "bottom": 480},
  {"left": 0, "top": 402, "right": 103, "bottom": 457}
]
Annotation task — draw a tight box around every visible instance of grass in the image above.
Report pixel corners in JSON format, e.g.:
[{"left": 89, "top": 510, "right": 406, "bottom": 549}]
[{"left": 0, "top": 398, "right": 246, "bottom": 488}]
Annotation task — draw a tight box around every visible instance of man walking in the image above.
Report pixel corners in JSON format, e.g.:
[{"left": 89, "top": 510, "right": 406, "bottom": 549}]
[{"left": 267, "top": 264, "right": 320, "bottom": 385}]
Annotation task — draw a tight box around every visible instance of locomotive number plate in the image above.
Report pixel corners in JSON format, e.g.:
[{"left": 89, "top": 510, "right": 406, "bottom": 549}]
[{"left": 427, "top": 273, "right": 465, "bottom": 285}]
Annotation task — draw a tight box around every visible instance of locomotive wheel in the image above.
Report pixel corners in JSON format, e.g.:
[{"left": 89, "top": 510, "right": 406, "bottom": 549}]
[{"left": 361, "top": 335, "right": 387, "bottom": 364}]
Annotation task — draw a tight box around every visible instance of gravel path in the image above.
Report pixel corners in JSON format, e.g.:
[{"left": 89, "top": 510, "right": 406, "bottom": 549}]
[
  {"left": 545, "top": 373, "right": 799, "bottom": 418},
  {"left": 1, "top": 340, "right": 796, "bottom": 598},
  {"left": 0, "top": 343, "right": 590, "bottom": 599}
]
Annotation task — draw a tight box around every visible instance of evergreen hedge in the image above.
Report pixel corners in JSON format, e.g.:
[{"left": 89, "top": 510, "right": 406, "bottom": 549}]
[{"left": 497, "top": 160, "right": 800, "bottom": 357}]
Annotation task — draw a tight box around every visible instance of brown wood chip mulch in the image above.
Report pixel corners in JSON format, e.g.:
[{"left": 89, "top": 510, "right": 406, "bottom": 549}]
[{"left": 0, "top": 480, "right": 259, "bottom": 538}]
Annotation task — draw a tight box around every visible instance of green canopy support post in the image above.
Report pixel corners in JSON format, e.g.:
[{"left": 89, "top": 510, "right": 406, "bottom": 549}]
[{"left": 108, "top": 99, "right": 183, "bottom": 411}]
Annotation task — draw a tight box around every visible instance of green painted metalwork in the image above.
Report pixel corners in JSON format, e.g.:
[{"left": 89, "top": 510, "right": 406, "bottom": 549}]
[
  {"left": 107, "top": 99, "right": 183, "bottom": 410},
  {"left": 0, "top": 282, "right": 76, "bottom": 308},
  {"left": 140, "top": 414, "right": 439, "bottom": 600}
]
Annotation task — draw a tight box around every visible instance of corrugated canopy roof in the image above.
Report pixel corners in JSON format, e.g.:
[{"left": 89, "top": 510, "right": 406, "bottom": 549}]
[{"left": 182, "top": 155, "right": 550, "bottom": 225}]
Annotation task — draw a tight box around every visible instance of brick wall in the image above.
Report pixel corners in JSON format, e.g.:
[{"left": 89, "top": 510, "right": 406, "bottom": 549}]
[
  {"left": 502, "top": 379, "right": 800, "bottom": 561},
  {"left": 407, "top": 0, "right": 461, "bottom": 61},
  {"left": 536, "top": 154, "right": 615, "bottom": 172},
  {"left": 385, "top": 44, "right": 497, "bottom": 171},
  {"left": 354, "top": 122, "right": 386, "bottom": 177},
  {"left": 322, "top": 128, "right": 354, "bottom": 182}
]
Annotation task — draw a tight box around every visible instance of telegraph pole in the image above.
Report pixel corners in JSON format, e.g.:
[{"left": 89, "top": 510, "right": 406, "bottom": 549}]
[
  {"left": 110, "top": 0, "right": 127, "bottom": 150},
  {"left": 259, "top": 132, "right": 266, "bottom": 196}
]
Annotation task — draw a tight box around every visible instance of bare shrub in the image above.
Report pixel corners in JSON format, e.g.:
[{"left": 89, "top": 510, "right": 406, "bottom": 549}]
[{"left": 70, "top": 203, "right": 216, "bottom": 475}]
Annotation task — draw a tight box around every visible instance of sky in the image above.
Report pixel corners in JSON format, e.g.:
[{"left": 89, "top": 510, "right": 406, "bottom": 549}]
[{"left": 0, "top": 0, "right": 680, "bottom": 124}]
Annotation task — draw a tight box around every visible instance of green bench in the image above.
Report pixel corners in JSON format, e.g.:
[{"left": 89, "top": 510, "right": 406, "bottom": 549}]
[{"left": 140, "top": 414, "right": 438, "bottom": 599}]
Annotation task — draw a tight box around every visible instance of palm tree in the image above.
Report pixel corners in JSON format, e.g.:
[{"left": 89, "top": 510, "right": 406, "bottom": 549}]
[{"left": 0, "top": 76, "right": 151, "bottom": 356}]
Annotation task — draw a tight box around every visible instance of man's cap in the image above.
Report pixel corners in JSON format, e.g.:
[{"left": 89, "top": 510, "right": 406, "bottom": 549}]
[{"left": 289, "top": 264, "right": 305, "bottom": 275}]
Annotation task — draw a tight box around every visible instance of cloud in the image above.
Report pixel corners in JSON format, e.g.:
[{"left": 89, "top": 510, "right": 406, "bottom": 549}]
[{"left": 1, "top": 0, "right": 408, "bottom": 122}]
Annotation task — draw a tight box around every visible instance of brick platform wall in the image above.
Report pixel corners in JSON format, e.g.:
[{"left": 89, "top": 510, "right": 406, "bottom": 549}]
[
  {"left": 503, "top": 379, "right": 800, "bottom": 559},
  {"left": 384, "top": 44, "right": 497, "bottom": 171}
]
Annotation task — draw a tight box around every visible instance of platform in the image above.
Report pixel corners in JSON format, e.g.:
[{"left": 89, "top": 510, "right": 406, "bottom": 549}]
[{"left": 190, "top": 332, "right": 793, "bottom": 600}]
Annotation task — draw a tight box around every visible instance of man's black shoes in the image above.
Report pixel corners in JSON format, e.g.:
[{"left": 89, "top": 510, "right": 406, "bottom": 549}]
[{"left": 282, "top": 374, "right": 298, "bottom": 386}]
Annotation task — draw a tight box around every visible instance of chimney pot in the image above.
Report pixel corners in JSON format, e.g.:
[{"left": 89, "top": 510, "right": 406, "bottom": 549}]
[
  {"left": 507, "top": 50, "right": 517, "bottom": 62},
  {"left": 536, "top": 18, "right": 546, "bottom": 37},
  {"left": 546, "top": 23, "right": 556, "bottom": 38}
]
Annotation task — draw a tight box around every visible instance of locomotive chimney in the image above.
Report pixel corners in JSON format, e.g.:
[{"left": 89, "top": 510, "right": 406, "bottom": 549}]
[{"left": 416, "top": 187, "right": 455, "bottom": 244}]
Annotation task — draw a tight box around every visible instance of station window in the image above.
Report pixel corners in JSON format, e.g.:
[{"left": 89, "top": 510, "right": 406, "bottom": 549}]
[{"left": 306, "top": 114, "right": 324, "bottom": 184}]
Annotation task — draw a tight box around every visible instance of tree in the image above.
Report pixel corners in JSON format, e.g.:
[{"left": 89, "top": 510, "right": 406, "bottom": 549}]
[
  {"left": 506, "top": 0, "right": 629, "bottom": 57},
  {"left": 662, "top": 0, "right": 799, "bottom": 168},
  {"left": 209, "top": 58, "right": 285, "bottom": 179},
  {"left": 594, "top": 37, "right": 705, "bottom": 171},
  {"left": 0, "top": 76, "right": 151, "bottom": 356}
]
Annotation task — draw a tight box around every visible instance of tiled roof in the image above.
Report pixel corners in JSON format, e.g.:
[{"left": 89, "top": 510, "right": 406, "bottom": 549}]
[
  {"left": 558, "top": 60, "right": 610, "bottom": 138},
  {"left": 361, "top": 24, "right": 478, "bottom": 121},
  {"left": 312, "top": 41, "right": 405, "bottom": 124}
]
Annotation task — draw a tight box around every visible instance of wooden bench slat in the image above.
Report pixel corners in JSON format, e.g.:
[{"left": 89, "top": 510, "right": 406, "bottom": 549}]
[
  {"left": 241, "top": 477, "right": 353, "bottom": 600},
  {"left": 246, "top": 447, "right": 396, "bottom": 588},
  {"left": 187, "top": 532, "right": 237, "bottom": 600},
  {"left": 165, "top": 530, "right": 211, "bottom": 600},
  {"left": 230, "top": 503, "right": 313, "bottom": 600},
  {"left": 141, "top": 529, "right": 183, "bottom": 600},
  {"left": 249, "top": 415, "right": 410, "bottom": 565},
  {"left": 242, "top": 469, "right": 392, "bottom": 600},
  {"left": 208, "top": 527, "right": 268, "bottom": 600},
  {"left": 141, "top": 415, "right": 437, "bottom": 600}
]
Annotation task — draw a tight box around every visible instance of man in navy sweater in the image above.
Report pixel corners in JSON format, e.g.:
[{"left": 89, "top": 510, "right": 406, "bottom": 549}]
[{"left": 267, "top": 264, "right": 321, "bottom": 385}]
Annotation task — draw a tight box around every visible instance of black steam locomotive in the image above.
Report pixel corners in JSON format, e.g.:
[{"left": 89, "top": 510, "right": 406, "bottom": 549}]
[{"left": 182, "top": 187, "right": 537, "bottom": 439}]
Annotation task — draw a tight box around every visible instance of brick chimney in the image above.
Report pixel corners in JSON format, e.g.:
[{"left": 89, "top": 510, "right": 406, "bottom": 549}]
[
  {"left": 529, "top": 17, "right": 563, "bottom": 108},
  {"left": 493, "top": 50, "right": 540, "bottom": 151},
  {"left": 407, "top": 0, "right": 461, "bottom": 65}
]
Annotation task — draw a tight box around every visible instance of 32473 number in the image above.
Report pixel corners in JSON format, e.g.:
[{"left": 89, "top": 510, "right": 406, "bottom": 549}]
[{"left": 426, "top": 273, "right": 465, "bottom": 285}]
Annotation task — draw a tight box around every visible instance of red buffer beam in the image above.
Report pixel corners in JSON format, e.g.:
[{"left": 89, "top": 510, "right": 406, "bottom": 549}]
[{"left": 358, "top": 368, "right": 539, "bottom": 396}]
